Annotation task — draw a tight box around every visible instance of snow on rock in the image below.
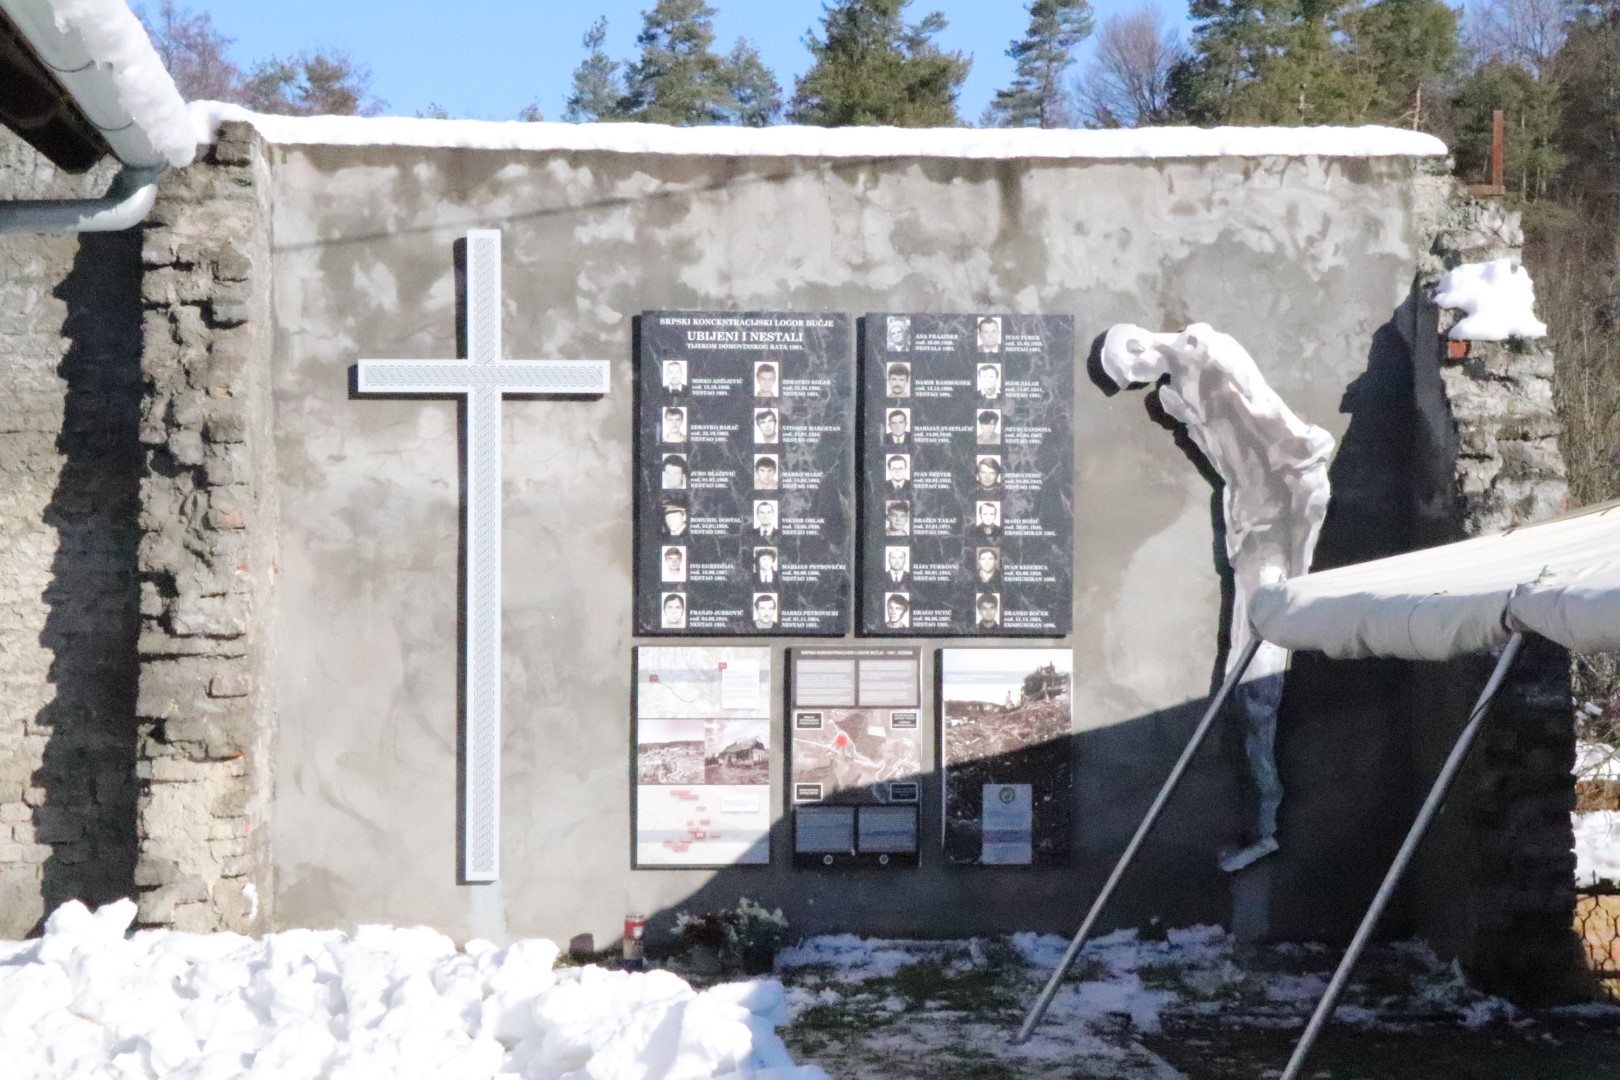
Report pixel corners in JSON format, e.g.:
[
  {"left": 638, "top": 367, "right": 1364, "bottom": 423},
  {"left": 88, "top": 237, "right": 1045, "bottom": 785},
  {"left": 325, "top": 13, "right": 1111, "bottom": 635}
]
[
  {"left": 1433, "top": 258, "right": 1548, "bottom": 340},
  {"left": 1575, "top": 810, "right": 1620, "bottom": 887},
  {"left": 49, "top": 0, "right": 196, "bottom": 166},
  {"left": 0, "top": 900, "right": 827, "bottom": 1080},
  {"left": 186, "top": 101, "right": 1445, "bottom": 161}
]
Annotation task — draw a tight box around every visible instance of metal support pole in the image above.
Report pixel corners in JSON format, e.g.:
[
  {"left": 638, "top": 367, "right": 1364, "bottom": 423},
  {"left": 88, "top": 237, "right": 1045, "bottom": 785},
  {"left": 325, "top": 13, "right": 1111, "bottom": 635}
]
[
  {"left": 1277, "top": 631, "right": 1525, "bottom": 1080},
  {"left": 1014, "top": 637, "right": 1263, "bottom": 1043}
]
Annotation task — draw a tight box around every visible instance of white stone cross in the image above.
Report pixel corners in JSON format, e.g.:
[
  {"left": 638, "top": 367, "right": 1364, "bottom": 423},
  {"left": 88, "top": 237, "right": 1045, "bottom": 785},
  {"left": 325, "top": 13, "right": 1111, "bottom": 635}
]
[{"left": 356, "top": 230, "right": 610, "bottom": 882}]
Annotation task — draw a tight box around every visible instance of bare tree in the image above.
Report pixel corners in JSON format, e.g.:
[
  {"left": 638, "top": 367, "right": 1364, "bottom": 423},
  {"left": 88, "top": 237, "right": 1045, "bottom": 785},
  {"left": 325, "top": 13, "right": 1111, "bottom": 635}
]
[
  {"left": 137, "top": 0, "right": 242, "bottom": 101},
  {"left": 1465, "top": 0, "right": 1573, "bottom": 76},
  {"left": 241, "top": 50, "right": 386, "bottom": 116},
  {"left": 1075, "top": 4, "right": 1185, "bottom": 128}
]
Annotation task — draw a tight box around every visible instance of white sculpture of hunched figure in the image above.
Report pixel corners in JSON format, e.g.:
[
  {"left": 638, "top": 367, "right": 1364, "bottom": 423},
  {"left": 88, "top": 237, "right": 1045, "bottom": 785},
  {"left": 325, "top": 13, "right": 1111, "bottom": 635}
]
[{"left": 1101, "top": 323, "right": 1335, "bottom": 873}]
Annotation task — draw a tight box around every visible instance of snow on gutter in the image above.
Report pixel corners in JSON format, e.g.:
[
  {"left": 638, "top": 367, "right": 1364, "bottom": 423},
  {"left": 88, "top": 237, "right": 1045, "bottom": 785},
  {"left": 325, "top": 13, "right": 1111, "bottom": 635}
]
[
  {"left": 0, "top": 0, "right": 191, "bottom": 233},
  {"left": 3, "top": 0, "right": 193, "bottom": 167},
  {"left": 190, "top": 101, "right": 1449, "bottom": 161}
]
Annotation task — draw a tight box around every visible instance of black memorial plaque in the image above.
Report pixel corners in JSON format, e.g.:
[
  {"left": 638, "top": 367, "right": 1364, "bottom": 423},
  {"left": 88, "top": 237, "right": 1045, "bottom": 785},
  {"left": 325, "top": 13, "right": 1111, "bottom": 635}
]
[
  {"left": 860, "top": 314, "right": 1074, "bottom": 636},
  {"left": 637, "top": 312, "right": 854, "bottom": 635},
  {"left": 788, "top": 646, "right": 925, "bottom": 868}
]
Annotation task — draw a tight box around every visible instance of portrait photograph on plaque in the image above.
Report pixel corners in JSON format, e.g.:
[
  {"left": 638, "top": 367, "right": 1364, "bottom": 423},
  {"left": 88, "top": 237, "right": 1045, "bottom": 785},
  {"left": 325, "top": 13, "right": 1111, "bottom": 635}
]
[
  {"left": 633, "top": 646, "right": 772, "bottom": 868},
  {"left": 859, "top": 314, "right": 1074, "bottom": 636},
  {"left": 634, "top": 312, "right": 854, "bottom": 635},
  {"left": 788, "top": 646, "right": 924, "bottom": 868},
  {"left": 939, "top": 648, "right": 1073, "bottom": 867}
]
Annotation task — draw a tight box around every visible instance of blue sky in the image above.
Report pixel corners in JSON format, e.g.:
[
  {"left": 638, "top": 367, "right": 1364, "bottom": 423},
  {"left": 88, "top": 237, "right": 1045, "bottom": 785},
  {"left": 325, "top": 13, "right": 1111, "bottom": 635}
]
[{"left": 181, "top": 0, "right": 1172, "bottom": 121}]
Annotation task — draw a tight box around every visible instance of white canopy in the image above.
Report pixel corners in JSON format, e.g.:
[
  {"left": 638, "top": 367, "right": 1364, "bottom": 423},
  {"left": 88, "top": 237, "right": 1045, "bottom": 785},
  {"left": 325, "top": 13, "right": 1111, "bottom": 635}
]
[{"left": 1250, "top": 501, "right": 1620, "bottom": 661}]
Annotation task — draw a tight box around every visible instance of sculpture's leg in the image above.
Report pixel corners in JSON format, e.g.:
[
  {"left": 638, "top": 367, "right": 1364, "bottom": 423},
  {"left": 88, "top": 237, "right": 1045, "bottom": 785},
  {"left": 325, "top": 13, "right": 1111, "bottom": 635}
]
[
  {"left": 1220, "top": 569, "right": 1290, "bottom": 873},
  {"left": 1220, "top": 655, "right": 1287, "bottom": 871}
]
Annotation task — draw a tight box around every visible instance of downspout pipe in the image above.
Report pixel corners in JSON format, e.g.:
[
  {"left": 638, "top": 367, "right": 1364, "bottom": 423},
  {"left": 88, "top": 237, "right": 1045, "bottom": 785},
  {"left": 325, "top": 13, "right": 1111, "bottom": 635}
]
[{"left": 0, "top": 163, "right": 163, "bottom": 234}]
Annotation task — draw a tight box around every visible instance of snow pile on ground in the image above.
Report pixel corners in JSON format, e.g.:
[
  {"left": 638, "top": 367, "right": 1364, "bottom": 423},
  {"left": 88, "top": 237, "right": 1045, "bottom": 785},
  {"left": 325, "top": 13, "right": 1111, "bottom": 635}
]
[
  {"left": 1575, "top": 811, "right": 1620, "bottom": 887},
  {"left": 0, "top": 899, "right": 827, "bottom": 1080},
  {"left": 1433, "top": 258, "right": 1549, "bottom": 340},
  {"left": 185, "top": 101, "right": 1446, "bottom": 161}
]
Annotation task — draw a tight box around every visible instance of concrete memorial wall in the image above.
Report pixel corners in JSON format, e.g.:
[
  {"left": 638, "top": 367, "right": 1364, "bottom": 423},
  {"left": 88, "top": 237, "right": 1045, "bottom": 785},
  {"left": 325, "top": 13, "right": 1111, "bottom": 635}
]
[
  {"left": 0, "top": 121, "right": 1577, "bottom": 1000},
  {"left": 261, "top": 132, "right": 1438, "bottom": 946}
]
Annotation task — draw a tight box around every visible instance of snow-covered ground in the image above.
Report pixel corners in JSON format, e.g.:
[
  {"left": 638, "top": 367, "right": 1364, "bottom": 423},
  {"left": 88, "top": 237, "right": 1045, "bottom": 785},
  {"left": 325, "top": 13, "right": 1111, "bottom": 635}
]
[
  {"left": 0, "top": 899, "right": 828, "bottom": 1080},
  {"left": 1576, "top": 811, "right": 1620, "bottom": 888},
  {"left": 772, "top": 925, "right": 1559, "bottom": 1079}
]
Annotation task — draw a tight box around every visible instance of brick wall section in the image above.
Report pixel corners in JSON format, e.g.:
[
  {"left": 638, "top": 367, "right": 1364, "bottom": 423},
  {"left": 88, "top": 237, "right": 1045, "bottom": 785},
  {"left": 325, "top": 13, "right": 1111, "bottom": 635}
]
[
  {"left": 1408, "top": 193, "right": 1584, "bottom": 1004},
  {"left": 133, "top": 122, "right": 276, "bottom": 934},
  {"left": 0, "top": 136, "right": 143, "bottom": 937}
]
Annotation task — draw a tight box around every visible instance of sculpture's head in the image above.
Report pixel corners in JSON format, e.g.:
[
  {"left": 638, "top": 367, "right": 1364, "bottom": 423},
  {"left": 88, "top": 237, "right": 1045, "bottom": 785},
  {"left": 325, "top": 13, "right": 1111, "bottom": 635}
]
[{"left": 1100, "top": 324, "right": 1169, "bottom": 388}]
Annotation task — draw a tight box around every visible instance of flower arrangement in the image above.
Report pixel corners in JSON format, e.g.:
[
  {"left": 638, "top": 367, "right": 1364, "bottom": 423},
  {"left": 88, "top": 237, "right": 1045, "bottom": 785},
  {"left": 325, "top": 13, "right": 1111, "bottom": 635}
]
[{"left": 674, "top": 897, "right": 790, "bottom": 974}]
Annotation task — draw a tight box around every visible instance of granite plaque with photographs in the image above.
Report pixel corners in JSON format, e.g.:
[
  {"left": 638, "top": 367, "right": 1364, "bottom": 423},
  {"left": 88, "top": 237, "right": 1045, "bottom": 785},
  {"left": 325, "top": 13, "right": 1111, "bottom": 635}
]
[
  {"left": 788, "top": 646, "right": 924, "bottom": 868},
  {"left": 633, "top": 646, "right": 772, "bottom": 867},
  {"left": 636, "top": 312, "right": 854, "bottom": 636},
  {"left": 939, "top": 648, "right": 1073, "bottom": 866},
  {"left": 860, "top": 314, "right": 1074, "bottom": 636}
]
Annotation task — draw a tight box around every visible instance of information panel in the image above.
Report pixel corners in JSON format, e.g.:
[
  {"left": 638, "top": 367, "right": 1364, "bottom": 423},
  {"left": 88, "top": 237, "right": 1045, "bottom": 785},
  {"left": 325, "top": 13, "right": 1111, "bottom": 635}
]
[
  {"left": 633, "top": 646, "right": 772, "bottom": 867},
  {"left": 939, "top": 648, "right": 1073, "bottom": 866},
  {"left": 789, "top": 646, "right": 924, "bottom": 868},
  {"left": 860, "top": 314, "right": 1074, "bottom": 636},
  {"left": 636, "top": 312, "right": 854, "bottom": 636}
]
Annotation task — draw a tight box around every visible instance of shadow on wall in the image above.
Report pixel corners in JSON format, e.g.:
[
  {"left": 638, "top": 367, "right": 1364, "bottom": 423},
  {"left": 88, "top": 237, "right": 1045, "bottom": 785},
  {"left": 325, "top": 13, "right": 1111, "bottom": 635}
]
[
  {"left": 617, "top": 663, "right": 1434, "bottom": 966},
  {"left": 32, "top": 230, "right": 145, "bottom": 932}
]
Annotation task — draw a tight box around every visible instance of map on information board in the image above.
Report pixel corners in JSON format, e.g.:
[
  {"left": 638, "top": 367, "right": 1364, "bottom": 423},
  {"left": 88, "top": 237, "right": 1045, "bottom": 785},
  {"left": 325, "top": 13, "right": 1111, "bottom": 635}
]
[
  {"left": 634, "top": 646, "right": 772, "bottom": 867},
  {"left": 788, "top": 646, "right": 923, "bottom": 868}
]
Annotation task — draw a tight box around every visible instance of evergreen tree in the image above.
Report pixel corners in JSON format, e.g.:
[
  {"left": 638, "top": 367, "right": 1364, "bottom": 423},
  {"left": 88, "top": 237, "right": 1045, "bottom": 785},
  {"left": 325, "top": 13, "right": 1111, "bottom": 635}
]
[
  {"left": 985, "top": 0, "right": 1093, "bottom": 128},
  {"left": 1344, "top": 0, "right": 1465, "bottom": 127},
  {"left": 1450, "top": 60, "right": 1565, "bottom": 197},
  {"left": 790, "top": 0, "right": 970, "bottom": 126},
  {"left": 619, "top": 0, "right": 732, "bottom": 125},
  {"left": 723, "top": 39, "right": 784, "bottom": 126},
  {"left": 565, "top": 17, "right": 626, "bottom": 122},
  {"left": 1552, "top": 1, "right": 1620, "bottom": 223},
  {"left": 1181, "top": 0, "right": 1375, "bottom": 124}
]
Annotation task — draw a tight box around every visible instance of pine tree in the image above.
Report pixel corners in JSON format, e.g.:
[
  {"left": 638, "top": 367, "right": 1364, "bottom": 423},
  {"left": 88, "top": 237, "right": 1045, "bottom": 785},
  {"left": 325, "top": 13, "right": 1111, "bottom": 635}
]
[
  {"left": 619, "top": 0, "right": 732, "bottom": 125},
  {"left": 984, "top": 0, "right": 1093, "bottom": 128},
  {"left": 1181, "top": 0, "right": 1376, "bottom": 124},
  {"left": 1450, "top": 60, "right": 1565, "bottom": 197},
  {"left": 565, "top": 17, "right": 626, "bottom": 122},
  {"left": 1344, "top": 0, "right": 1465, "bottom": 127},
  {"left": 1552, "top": 1, "right": 1620, "bottom": 223},
  {"left": 789, "top": 0, "right": 970, "bottom": 126},
  {"left": 722, "top": 39, "right": 784, "bottom": 126}
]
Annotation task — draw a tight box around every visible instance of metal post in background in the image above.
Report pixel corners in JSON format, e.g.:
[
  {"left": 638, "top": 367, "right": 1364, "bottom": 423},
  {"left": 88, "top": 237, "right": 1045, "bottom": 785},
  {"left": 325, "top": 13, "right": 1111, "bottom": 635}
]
[
  {"left": 1015, "top": 637, "right": 1263, "bottom": 1043},
  {"left": 1277, "top": 631, "right": 1526, "bottom": 1080}
]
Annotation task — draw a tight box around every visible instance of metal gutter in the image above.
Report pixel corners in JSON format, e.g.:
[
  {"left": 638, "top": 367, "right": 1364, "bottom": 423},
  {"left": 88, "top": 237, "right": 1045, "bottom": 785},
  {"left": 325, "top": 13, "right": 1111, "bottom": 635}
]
[
  {"left": 0, "top": 0, "right": 189, "bottom": 233},
  {"left": 0, "top": 162, "right": 160, "bottom": 232}
]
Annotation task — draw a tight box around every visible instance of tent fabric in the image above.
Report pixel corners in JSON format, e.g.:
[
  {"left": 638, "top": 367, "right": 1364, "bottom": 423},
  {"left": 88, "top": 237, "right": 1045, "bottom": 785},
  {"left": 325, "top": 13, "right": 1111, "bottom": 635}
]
[{"left": 1249, "top": 501, "right": 1620, "bottom": 661}]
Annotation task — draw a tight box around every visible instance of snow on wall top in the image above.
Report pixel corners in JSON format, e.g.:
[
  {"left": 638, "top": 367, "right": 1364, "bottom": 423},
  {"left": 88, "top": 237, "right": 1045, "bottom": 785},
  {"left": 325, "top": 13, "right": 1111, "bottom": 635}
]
[
  {"left": 190, "top": 101, "right": 1447, "bottom": 162},
  {"left": 49, "top": 0, "right": 195, "bottom": 167}
]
